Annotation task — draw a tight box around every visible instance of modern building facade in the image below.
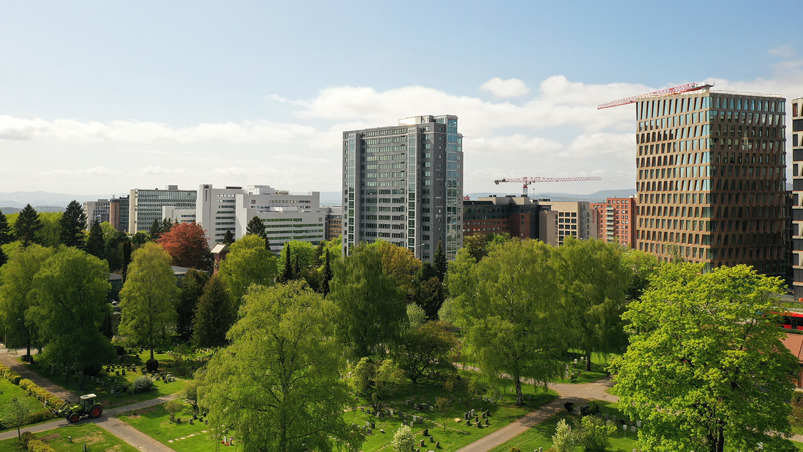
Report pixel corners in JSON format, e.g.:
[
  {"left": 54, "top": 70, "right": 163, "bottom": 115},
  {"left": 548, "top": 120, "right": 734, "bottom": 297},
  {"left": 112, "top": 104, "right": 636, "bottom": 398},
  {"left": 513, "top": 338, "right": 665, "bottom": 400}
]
[
  {"left": 535, "top": 200, "right": 596, "bottom": 246},
  {"left": 195, "top": 184, "right": 325, "bottom": 251},
  {"left": 83, "top": 199, "right": 110, "bottom": 227},
  {"left": 109, "top": 196, "right": 129, "bottom": 232},
  {"left": 590, "top": 197, "right": 637, "bottom": 248},
  {"left": 129, "top": 185, "right": 197, "bottom": 233},
  {"left": 635, "top": 88, "right": 787, "bottom": 275},
  {"left": 342, "top": 115, "right": 463, "bottom": 261},
  {"left": 463, "top": 196, "right": 545, "bottom": 239},
  {"left": 323, "top": 206, "right": 343, "bottom": 241},
  {"left": 791, "top": 97, "right": 803, "bottom": 297}
]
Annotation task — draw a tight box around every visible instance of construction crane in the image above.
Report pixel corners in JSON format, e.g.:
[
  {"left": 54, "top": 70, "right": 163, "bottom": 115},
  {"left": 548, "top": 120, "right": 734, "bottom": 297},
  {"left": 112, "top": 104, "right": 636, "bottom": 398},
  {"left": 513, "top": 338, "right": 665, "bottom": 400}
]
[
  {"left": 597, "top": 82, "right": 713, "bottom": 110},
  {"left": 494, "top": 176, "right": 602, "bottom": 197}
]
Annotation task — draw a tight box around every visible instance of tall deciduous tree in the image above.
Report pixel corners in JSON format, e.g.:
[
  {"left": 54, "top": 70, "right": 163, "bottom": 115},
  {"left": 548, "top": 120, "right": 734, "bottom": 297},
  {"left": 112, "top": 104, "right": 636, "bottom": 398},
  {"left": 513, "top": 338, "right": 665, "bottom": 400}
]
[
  {"left": 177, "top": 269, "right": 209, "bottom": 341},
  {"left": 449, "top": 240, "right": 567, "bottom": 405},
  {"left": 557, "top": 237, "right": 632, "bottom": 370},
  {"left": 0, "top": 209, "right": 13, "bottom": 245},
  {"left": 371, "top": 241, "right": 422, "bottom": 302},
  {"left": 119, "top": 243, "right": 179, "bottom": 360},
  {"left": 200, "top": 281, "right": 361, "bottom": 451},
  {"left": 392, "top": 321, "right": 457, "bottom": 383},
  {"left": 29, "top": 247, "right": 114, "bottom": 377},
  {"left": 58, "top": 200, "right": 87, "bottom": 248},
  {"left": 158, "top": 222, "right": 211, "bottom": 271},
  {"left": 37, "top": 212, "right": 62, "bottom": 247},
  {"left": 192, "top": 274, "right": 234, "bottom": 347},
  {"left": 330, "top": 244, "right": 407, "bottom": 358},
  {"left": 218, "top": 234, "right": 278, "bottom": 305},
  {"left": 15, "top": 204, "right": 42, "bottom": 247},
  {"left": 0, "top": 245, "right": 54, "bottom": 361},
  {"left": 612, "top": 263, "right": 798, "bottom": 452},
  {"left": 351, "top": 357, "right": 407, "bottom": 412},
  {"left": 85, "top": 221, "right": 105, "bottom": 259}
]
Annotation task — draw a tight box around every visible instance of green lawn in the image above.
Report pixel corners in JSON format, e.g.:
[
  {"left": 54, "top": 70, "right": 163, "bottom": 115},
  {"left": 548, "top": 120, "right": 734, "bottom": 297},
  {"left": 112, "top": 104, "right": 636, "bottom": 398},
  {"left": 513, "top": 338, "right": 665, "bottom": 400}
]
[
  {"left": 25, "top": 350, "right": 187, "bottom": 408},
  {"left": 118, "top": 401, "right": 236, "bottom": 452},
  {"left": 344, "top": 377, "right": 557, "bottom": 451},
  {"left": 553, "top": 352, "right": 614, "bottom": 384},
  {"left": 0, "top": 423, "right": 138, "bottom": 452},
  {"left": 0, "top": 379, "right": 49, "bottom": 428}
]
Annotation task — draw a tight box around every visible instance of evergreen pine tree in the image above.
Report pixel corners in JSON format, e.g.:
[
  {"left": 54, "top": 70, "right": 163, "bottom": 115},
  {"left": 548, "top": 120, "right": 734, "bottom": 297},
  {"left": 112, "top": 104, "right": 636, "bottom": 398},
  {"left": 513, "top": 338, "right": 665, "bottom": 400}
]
[
  {"left": 278, "top": 243, "right": 293, "bottom": 282},
  {"left": 246, "top": 216, "right": 266, "bottom": 238},
  {"left": 222, "top": 229, "right": 235, "bottom": 246},
  {"left": 178, "top": 269, "right": 209, "bottom": 341},
  {"left": 15, "top": 204, "right": 42, "bottom": 247},
  {"left": 58, "top": 200, "right": 87, "bottom": 248},
  {"left": 322, "top": 249, "right": 332, "bottom": 298},
  {"left": 0, "top": 209, "right": 13, "bottom": 245},
  {"left": 85, "top": 221, "right": 105, "bottom": 259},
  {"left": 193, "top": 275, "right": 235, "bottom": 347},
  {"left": 121, "top": 240, "right": 132, "bottom": 282},
  {"left": 149, "top": 219, "right": 162, "bottom": 240},
  {"left": 0, "top": 246, "right": 7, "bottom": 268},
  {"left": 434, "top": 240, "right": 447, "bottom": 281}
]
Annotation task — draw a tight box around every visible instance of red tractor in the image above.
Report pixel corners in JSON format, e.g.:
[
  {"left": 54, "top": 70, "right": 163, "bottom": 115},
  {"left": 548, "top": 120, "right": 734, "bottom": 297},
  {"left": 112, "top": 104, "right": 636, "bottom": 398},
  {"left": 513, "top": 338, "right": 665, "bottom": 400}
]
[{"left": 54, "top": 393, "right": 103, "bottom": 423}]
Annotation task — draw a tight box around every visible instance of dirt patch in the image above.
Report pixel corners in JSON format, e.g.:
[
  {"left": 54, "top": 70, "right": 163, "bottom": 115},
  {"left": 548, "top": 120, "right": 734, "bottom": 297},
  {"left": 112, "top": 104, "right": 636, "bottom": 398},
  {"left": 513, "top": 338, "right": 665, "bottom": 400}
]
[{"left": 39, "top": 433, "right": 59, "bottom": 441}]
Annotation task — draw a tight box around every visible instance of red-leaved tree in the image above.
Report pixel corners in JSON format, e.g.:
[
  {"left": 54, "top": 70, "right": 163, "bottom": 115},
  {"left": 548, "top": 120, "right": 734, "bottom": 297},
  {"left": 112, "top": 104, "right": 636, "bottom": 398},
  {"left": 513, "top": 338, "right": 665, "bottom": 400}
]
[{"left": 158, "top": 223, "right": 211, "bottom": 271}]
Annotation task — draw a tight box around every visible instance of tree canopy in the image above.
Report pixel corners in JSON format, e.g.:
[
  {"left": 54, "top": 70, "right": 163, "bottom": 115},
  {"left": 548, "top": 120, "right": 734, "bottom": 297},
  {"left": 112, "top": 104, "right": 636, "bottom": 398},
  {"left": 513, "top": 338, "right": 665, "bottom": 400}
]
[
  {"left": 192, "top": 274, "right": 234, "bottom": 348},
  {"left": 176, "top": 268, "right": 209, "bottom": 341},
  {"left": 84, "top": 220, "right": 105, "bottom": 259},
  {"left": 218, "top": 234, "right": 278, "bottom": 305},
  {"left": 612, "top": 263, "right": 798, "bottom": 452},
  {"left": 118, "top": 243, "right": 179, "bottom": 360},
  {"left": 58, "top": 200, "right": 87, "bottom": 248},
  {"left": 200, "top": 281, "right": 361, "bottom": 451},
  {"left": 14, "top": 204, "right": 42, "bottom": 247},
  {"left": 158, "top": 222, "right": 211, "bottom": 271},
  {"left": 0, "top": 209, "right": 14, "bottom": 245}
]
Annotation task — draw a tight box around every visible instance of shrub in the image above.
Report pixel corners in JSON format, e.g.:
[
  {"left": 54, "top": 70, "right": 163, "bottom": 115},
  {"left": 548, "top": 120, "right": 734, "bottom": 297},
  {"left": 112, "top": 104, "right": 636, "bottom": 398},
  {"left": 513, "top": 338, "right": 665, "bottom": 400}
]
[
  {"left": 20, "top": 431, "right": 35, "bottom": 446},
  {"left": 6, "top": 371, "right": 22, "bottom": 385},
  {"left": 19, "top": 379, "right": 35, "bottom": 391},
  {"left": 552, "top": 418, "right": 576, "bottom": 452},
  {"left": 146, "top": 358, "right": 159, "bottom": 372},
  {"left": 26, "top": 439, "right": 57, "bottom": 452},
  {"left": 576, "top": 416, "right": 617, "bottom": 452},
  {"left": 133, "top": 376, "right": 154, "bottom": 393},
  {"left": 28, "top": 409, "right": 55, "bottom": 424},
  {"left": 391, "top": 424, "right": 416, "bottom": 452}
]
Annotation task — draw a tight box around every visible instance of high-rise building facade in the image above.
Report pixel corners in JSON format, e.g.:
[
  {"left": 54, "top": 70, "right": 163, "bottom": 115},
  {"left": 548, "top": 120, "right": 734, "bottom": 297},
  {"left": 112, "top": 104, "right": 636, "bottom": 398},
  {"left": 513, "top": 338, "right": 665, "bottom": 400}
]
[
  {"left": 129, "top": 185, "right": 197, "bottom": 233},
  {"left": 463, "top": 196, "right": 546, "bottom": 240},
  {"left": 791, "top": 98, "right": 803, "bottom": 298},
  {"left": 590, "top": 197, "right": 637, "bottom": 248},
  {"left": 635, "top": 88, "right": 787, "bottom": 275},
  {"left": 342, "top": 115, "right": 463, "bottom": 261}
]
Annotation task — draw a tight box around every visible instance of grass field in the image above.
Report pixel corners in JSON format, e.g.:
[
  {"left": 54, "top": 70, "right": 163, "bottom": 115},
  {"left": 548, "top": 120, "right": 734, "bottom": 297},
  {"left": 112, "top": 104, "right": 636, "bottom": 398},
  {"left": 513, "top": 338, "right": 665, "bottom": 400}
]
[
  {"left": 0, "top": 423, "right": 138, "bottom": 452},
  {"left": 0, "top": 379, "right": 49, "bottom": 428}
]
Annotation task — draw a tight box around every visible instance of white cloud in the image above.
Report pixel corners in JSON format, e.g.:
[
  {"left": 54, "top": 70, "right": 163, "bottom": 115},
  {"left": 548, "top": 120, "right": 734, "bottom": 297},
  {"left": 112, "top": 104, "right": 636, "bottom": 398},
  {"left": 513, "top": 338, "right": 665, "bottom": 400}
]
[{"left": 480, "top": 78, "right": 530, "bottom": 98}]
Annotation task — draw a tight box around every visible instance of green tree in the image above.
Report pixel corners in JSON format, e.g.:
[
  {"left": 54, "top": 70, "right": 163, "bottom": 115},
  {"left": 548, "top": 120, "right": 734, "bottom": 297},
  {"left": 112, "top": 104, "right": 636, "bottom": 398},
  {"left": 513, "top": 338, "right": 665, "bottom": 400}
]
[
  {"left": 321, "top": 248, "right": 333, "bottom": 298},
  {"left": 14, "top": 204, "right": 42, "bottom": 247},
  {"left": 121, "top": 240, "right": 132, "bottom": 282},
  {"left": 433, "top": 240, "right": 447, "bottom": 281},
  {"left": 29, "top": 247, "right": 114, "bottom": 378},
  {"left": 200, "top": 281, "right": 361, "bottom": 451},
  {"left": 351, "top": 357, "right": 407, "bottom": 412},
  {"left": 7, "top": 397, "right": 30, "bottom": 440},
  {"left": 85, "top": 220, "right": 105, "bottom": 259},
  {"left": 557, "top": 237, "right": 632, "bottom": 370},
  {"left": 177, "top": 269, "right": 209, "bottom": 341},
  {"left": 218, "top": 234, "right": 278, "bottom": 305},
  {"left": 330, "top": 244, "right": 407, "bottom": 358},
  {"left": 58, "top": 200, "right": 87, "bottom": 248},
  {"left": 36, "top": 212, "right": 61, "bottom": 247},
  {"left": 611, "top": 263, "right": 798, "bottom": 452},
  {"left": 575, "top": 415, "right": 617, "bottom": 452},
  {"left": 192, "top": 274, "right": 235, "bottom": 347},
  {"left": 406, "top": 304, "right": 426, "bottom": 331},
  {"left": 278, "top": 240, "right": 317, "bottom": 277},
  {"left": 449, "top": 240, "right": 567, "bottom": 405},
  {"left": 392, "top": 321, "right": 457, "bottom": 383},
  {"left": 391, "top": 424, "right": 416, "bottom": 452},
  {"left": 222, "top": 229, "right": 234, "bottom": 246},
  {"left": 278, "top": 242, "right": 294, "bottom": 282},
  {"left": 552, "top": 418, "right": 575, "bottom": 452},
  {"left": 246, "top": 215, "right": 266, "bottom": 238},
  {"left": 119, "top": 243, "right": 179, "bottom": 360},
  {"left": 131, "top": 231, "right": 149, "bottom": 246},
  {"left": 370, "top": 241, "right": 422, "bottom": 301},
  {"left": 0, "top": 209, "right": 14, "bottom": 245},
  {"left": 621, "top": 248, "right": 660, "bottom": 301},
  {"left": 415, "top": 276, "right": 445, "bottom": 320},
  {"left": 0, "top": 246, "right": 6, "bottom": 268},
  {"left": 149, "top": 218, "right": 162, "bottom": 240},
  {"left": 0, "top": 244, "right": 54, "bottom": 362}
]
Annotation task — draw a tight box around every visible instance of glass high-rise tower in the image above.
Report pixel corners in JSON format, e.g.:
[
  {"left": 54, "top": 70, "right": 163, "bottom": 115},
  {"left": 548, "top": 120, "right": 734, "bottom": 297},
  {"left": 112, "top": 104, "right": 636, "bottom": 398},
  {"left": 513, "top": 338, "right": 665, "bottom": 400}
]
[
  {"left": 342, "top": 115, "right": 463, "bottom": 261},
  {"left": 635, "top": 88, "right": 787, "bottom": 275}
]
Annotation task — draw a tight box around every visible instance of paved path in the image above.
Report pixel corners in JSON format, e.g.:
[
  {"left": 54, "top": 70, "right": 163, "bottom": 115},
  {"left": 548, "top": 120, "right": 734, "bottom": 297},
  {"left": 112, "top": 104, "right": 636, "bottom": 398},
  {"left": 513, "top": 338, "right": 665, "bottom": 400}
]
[{"left": 0, "top": 347, "right": 79, "bottom": 402}]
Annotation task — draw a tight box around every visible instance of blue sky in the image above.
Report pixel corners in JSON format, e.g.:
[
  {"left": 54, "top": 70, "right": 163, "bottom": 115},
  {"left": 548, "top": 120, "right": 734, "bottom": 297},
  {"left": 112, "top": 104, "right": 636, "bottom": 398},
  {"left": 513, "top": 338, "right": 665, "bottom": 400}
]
[{"left": 1, "top": 0, "right": 801, "bottom": 197}]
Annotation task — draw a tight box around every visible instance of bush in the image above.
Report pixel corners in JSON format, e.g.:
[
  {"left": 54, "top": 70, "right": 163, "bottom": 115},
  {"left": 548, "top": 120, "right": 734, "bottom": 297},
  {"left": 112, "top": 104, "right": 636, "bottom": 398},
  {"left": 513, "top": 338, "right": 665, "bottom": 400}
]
[
  {"left": 133, "top": 376, "right": 154, "bottom": 393},
  {"left": 576, "top": 416, "right": 617, "bottom": 452},
  {"left": 19, "top": 379, "right": 35, "bottom": 391},
  {"left": 146, "top": 358, "right": 159, "bottom": 372},
  {"left": 26, "top": 439, "right": 57, "bottom": 452},
  {"left": 552, "top": 418, "right": 575, "bottom": 452},
  {"left": 391, "top": 425, "right": 416, "bottom": 452},
  {"left": 28, "top": 409, "right": 55, "bottom": 424},
  {"left": 20, "top": 431, "right": 35, "bottom": 447}
]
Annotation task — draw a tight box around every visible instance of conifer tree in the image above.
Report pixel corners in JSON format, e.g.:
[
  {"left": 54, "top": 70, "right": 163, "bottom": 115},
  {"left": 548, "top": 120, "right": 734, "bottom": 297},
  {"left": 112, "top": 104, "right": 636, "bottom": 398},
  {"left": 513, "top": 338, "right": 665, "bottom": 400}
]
[
  {"left": 322, "top": 249, "right": 332, "bottom": 298},
  {"left": 193, "top": 274, "right": 234, "bottom": 347},
  {"left": 150, "top": 219, "right": 162, "bottom": 240},
  {"left": 59, "top": 200, "right": 87, "bottom": 248},
  {"left": 434, "top": 240, "right": 447, "bottom": 282},
  {"left": 278, "top": 243, "right": 293, "bottom": 282},
  {"left": 222, "top": 229, "right": 235, "bottom": 246},
  {"left": 15, "top": 204, "right": 42, "bottom": 247},
  {"left": 0, "top": 209, "right": 13, "bottom": 245},
  {"left": 85, "top": 221, "right": 105, "bottom": 259}
]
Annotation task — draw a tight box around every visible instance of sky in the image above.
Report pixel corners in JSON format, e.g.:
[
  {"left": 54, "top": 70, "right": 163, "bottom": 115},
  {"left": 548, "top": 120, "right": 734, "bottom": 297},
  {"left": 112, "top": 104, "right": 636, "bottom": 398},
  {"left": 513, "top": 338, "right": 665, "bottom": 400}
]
[{"left": 2, "top": 0, "right": 802, "bottom": 199}]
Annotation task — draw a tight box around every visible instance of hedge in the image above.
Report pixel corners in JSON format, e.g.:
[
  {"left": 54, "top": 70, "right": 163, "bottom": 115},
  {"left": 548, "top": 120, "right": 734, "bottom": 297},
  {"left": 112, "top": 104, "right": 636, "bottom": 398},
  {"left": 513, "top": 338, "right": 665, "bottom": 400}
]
[
  {"left": 18, "top": 379, "right": 63, "bottom": 408},
  {"left": 0, "top": 363, "right": 22, "bottom": 385},
  {"left": 26, "top": 439, "right": 57, "bottom": 452}
]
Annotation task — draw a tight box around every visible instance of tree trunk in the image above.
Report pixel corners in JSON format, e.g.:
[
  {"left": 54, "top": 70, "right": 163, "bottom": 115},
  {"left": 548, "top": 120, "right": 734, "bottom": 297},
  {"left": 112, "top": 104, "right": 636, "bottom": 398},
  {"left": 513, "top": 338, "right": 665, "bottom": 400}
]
[
  {"left": 716, "top": 424, "right": 724, "bottom": 452},
  {"left": 515, "top": 377, "right": 524, "bottom": 405},
  {"left": 585, "top": 349, "right": 592, "bottom": 372},
  {"left": 150, "top": 347, "right": 154, "bottom": 361},
  {"left": 26, "top": 340, "right": 32, "bottom": 364}
]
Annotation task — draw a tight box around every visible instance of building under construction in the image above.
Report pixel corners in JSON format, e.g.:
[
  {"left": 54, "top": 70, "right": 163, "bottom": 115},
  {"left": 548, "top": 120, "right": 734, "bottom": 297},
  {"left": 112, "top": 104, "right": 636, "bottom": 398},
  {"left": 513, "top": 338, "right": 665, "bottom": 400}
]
[{"left": 601, "top": 84, "right": 788, "bottom": 276}]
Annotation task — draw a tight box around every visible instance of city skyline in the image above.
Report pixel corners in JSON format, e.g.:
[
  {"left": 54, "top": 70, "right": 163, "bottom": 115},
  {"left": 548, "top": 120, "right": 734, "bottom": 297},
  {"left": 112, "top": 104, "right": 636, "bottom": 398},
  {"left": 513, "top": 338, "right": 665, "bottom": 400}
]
[{"left": 2, "top": 1, "right": 802, "bottom": 196}]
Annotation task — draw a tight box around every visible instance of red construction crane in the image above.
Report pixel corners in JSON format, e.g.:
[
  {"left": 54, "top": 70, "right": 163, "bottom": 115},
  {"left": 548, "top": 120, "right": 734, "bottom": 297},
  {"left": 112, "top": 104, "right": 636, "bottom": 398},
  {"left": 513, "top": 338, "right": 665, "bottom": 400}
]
[
  {"left": 597, "top": 82, "right": 713, "bottom": 110},
  {"left": 494, "top": 176, "right": 602, "bottom": 197}
]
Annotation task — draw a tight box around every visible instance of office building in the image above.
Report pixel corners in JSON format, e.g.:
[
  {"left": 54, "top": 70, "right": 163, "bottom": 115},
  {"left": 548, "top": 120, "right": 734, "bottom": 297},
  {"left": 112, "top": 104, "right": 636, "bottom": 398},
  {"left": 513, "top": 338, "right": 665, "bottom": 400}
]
[
  {"left": 590, "top": 197, "right": 637, "bottom": 248},
  {"left": 128, "top": 185, "right": 197, "bottom": 233},
  {"left": 109, "top": 196, "right": 129, "bottom": 232},
  {"left": 791, "top": 97, "right": 803, "bottom": 297},
  {"left": 635, "top": 88, "right": 787, "bottom": 275},
  {"left": 463, "top": 196, "right": 545, "bottom": 239},
  {"left": 83, "top": 200, "right": 110, "bottom": 227},
  {"left": 535, "top": 200, "right": 596, "bottom": 246},
  {"left": 323, "top": 206, "right": 343, "bottom": 241},
  {"left": 342, "top": 115, "right": 463, "bottom": 261}
]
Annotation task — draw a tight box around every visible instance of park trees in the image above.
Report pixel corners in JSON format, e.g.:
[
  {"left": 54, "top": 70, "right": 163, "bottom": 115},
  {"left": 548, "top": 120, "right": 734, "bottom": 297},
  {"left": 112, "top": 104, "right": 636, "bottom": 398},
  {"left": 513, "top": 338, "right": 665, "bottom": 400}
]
[
  {"left": 200, "top": 281, "right": 361, "bottom": 451},
  {"left": 0, "top": 209, "right": 13, "bottom": 245},
  {"left": 218, "top": 234, "right": 278, "bottom": 305},
  {"left": 58, "top": 200, "right": 87, "bottom": 248},
  {"left": 84, "top": 221, "right": 105, "bottom": 259},
  {"left": 392, "top": 320, "right": 457, "bottom": 383},
  {"left": 176, "top": 269, "right": 209, "bottom": 341},
  {"left": 158, "top": 222, "right": 211, "bottom": 271},
  {"left": 0, "top": 245, "right": 54, "bottom": 361},
  {"left": 14, "top": 204, "right": 42, "bottom": 247},
  {"left": 192, "top": 274, "right": 234, "bottom": 347},
  {"left": 330, "top": 244, "right": 407, "bottom": 358},
  {"left": 351, "top": 357, "right": 407, "bottom": 412},
  {"left": 28, "top": 247, "right": 114, "bottom": 377},
  {"left": 612, "top": 263, "right": 798, "bottom": 452},
  {"left": 557, "top": 237, "right": 632, "bottom": 370},
  {"left": 449, "top": 240, "right": 567, "bottom": 405},
  {"left": 119, "top": 242, "right": 179, "bottom": 361}
]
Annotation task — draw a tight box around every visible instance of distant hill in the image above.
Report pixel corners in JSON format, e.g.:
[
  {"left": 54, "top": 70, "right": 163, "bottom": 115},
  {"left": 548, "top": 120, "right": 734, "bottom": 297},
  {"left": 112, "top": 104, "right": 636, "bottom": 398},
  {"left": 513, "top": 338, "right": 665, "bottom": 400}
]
[
  {"left": 466, "top": 188, "right": 636, "bottom": 203},
  {"left": 0, "top": 191, "right": 110, "bottom": 210}
]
